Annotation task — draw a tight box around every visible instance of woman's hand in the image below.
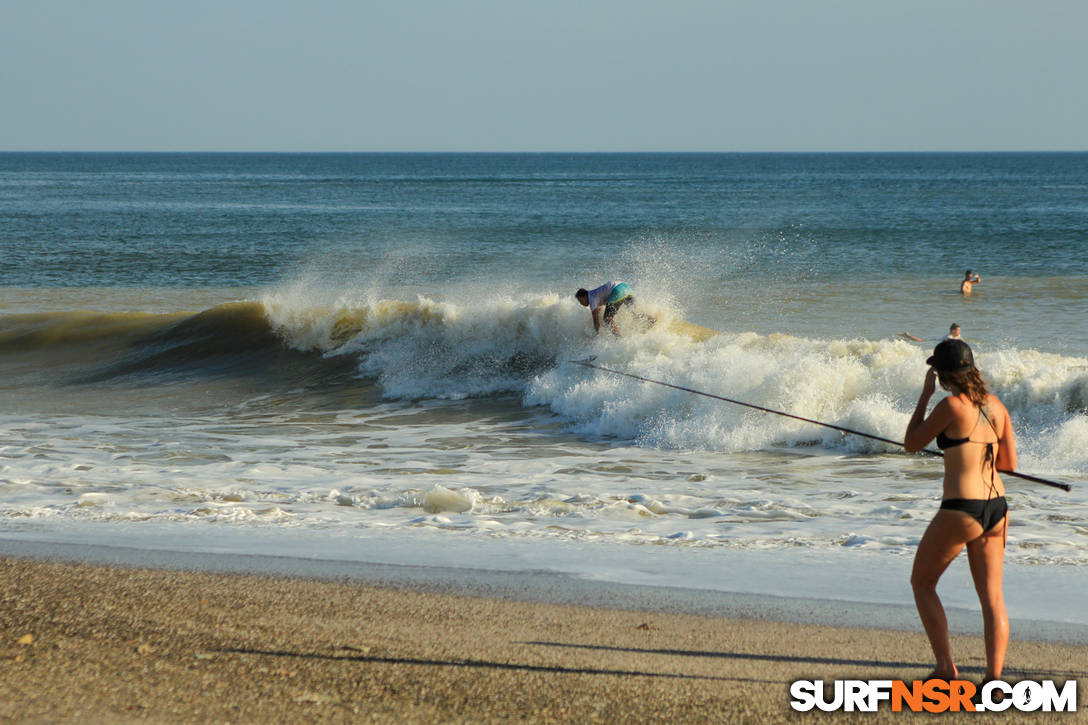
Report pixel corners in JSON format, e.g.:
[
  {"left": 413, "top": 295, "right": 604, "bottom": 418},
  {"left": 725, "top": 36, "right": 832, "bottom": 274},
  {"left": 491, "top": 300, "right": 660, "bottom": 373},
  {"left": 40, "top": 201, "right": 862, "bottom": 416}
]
[
  {"left": 904, "top": 368, "right": 944, "bottom": 452},
  {"left": 921, "top": 367, "right": 937, "bottom": 399}
]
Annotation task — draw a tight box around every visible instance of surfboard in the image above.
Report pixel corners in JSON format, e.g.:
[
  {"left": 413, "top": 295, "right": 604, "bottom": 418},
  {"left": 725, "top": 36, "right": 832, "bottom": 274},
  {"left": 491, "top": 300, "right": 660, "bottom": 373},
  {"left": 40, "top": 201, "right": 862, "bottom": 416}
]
[
  {"left": 665, "top": 318, "right": 720, "bottom": 341},
  {"left": 614, "top": 306, "right": 720, "bottom": 341}
]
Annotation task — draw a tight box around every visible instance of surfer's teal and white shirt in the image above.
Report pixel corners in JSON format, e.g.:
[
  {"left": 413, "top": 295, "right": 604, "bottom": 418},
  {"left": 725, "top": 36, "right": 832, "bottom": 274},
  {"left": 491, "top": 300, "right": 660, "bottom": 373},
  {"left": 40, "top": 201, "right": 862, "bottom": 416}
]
[{"left": 587, "top": 281, "right": 632, "bottom": 309}]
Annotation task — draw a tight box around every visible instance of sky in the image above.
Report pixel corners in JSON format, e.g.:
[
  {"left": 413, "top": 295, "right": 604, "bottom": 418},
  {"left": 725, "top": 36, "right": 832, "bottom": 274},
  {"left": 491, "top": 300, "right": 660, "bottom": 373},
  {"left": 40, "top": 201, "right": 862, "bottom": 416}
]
[{"left": 3, "top": 0, "right": 1087, "bottom": 152}]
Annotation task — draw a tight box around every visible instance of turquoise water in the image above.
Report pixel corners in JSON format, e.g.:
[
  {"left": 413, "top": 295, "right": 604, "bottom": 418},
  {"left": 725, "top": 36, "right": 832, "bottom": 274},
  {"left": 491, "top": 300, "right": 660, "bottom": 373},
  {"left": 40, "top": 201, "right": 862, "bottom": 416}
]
[
  {"left": 2, "top": 153, "right": 1086, "bottom": 625},
  {"left": 4, "top": 152, "right": 1087, "bottom": 283},
  {"left": 4, "top": 152, "right": 1086, "bottom": 348}
]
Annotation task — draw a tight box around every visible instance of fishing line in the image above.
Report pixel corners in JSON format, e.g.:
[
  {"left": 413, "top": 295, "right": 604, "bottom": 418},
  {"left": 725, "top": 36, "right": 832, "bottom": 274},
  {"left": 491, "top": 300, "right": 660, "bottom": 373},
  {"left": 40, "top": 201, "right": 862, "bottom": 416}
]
[{"left": 570, "top": 358, "right": 1072, "bottom": 492}]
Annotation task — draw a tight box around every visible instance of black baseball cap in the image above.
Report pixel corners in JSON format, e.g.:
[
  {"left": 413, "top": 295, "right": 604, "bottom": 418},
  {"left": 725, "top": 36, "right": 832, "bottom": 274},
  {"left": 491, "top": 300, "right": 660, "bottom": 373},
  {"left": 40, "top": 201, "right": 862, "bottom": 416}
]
[{"left": 927, "top": 339, "right": 975, "bottom": 371}]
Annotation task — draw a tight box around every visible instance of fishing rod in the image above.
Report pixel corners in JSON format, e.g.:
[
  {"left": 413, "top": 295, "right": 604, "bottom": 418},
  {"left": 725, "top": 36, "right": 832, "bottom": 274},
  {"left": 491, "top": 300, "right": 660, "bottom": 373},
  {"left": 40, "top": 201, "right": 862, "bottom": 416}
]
[{"left": 570, "top": 358, "right": 1072, "bottom": 492}]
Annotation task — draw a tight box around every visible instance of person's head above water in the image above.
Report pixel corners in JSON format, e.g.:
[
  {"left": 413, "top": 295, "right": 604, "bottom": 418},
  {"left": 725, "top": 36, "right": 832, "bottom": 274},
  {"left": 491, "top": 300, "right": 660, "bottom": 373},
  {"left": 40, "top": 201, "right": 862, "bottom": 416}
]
[
  {"left": 964, "top": 269, "right": 973, "bottom": 280},
  {"left": 949, "top": 323, "right": 961, "bottom": 337},
  {"left": 575, "top": 288, "right": 589, "bottom": 306}
]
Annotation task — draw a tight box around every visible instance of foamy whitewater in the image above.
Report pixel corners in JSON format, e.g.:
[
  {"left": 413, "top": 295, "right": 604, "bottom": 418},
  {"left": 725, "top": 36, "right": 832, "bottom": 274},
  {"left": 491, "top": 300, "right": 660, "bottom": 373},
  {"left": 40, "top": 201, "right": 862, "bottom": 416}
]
[{"left": 1, "top": 153, "right": 1086, "bottom": 634}]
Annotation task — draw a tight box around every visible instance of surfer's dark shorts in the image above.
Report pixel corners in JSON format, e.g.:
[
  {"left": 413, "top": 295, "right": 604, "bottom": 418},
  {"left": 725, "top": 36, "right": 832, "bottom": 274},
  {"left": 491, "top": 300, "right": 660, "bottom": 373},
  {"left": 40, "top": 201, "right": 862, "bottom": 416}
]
[{"left": 603, "top": 296, "right": 634, "bottom": 322}]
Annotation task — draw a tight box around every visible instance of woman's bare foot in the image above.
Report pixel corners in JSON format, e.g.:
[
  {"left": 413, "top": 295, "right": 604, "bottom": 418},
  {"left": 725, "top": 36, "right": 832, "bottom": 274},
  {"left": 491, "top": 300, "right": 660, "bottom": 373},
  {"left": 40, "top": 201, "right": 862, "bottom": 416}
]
[{"left": 924, "top": 667, "right": 959, "bottom": 681}]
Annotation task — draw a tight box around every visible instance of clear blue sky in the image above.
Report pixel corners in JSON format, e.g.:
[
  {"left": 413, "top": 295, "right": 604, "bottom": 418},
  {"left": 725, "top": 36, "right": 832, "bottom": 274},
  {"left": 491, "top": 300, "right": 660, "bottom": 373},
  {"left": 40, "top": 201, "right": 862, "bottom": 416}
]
[{"left": 3, "top": 0, "right": 1086, "bottom": 152}]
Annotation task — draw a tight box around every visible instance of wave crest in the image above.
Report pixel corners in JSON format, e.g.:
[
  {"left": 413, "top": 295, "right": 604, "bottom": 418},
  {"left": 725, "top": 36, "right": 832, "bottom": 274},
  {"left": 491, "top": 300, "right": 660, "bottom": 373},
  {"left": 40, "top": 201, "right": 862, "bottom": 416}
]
[{"left": 5, "top": 293, "right": 1086, "bottom": 469}]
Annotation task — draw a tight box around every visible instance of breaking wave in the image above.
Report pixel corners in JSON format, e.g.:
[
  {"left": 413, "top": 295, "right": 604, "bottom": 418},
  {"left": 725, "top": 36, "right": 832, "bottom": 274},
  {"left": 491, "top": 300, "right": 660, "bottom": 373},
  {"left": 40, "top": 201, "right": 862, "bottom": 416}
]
[{"left": 3, "top": 292, "right": 1086, "bottom": 471}]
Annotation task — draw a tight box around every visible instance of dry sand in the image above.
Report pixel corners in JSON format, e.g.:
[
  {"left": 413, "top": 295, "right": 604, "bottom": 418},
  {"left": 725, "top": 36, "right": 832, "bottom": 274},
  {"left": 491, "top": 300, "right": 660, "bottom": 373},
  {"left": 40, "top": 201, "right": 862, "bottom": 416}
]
[{"left": 1, "top": 557, "right": 1084, "bottom": 724}]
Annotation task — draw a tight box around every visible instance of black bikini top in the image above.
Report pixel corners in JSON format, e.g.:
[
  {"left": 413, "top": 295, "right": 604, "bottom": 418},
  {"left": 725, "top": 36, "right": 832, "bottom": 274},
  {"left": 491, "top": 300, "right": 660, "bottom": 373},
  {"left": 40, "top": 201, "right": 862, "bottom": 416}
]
[
  {"left": 935, "top": 408, "right": 994, "bottom": 450},
  {"left": 936, "top": 430, "right": 970, "bottom": 449}
]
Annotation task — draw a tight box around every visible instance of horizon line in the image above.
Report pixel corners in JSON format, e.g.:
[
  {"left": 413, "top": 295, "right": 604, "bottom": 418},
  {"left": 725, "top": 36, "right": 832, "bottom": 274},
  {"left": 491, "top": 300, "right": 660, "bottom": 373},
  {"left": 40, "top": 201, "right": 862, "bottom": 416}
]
[{"left": 3, "top": 149, "right": 1087, "bottom": 155}]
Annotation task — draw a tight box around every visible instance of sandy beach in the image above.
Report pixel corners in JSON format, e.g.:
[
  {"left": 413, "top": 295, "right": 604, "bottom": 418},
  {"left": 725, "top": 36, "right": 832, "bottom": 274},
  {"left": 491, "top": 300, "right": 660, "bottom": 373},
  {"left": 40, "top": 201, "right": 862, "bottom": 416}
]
[{"left": 1, "top": 557, "right": 1084, "bottom": 724}]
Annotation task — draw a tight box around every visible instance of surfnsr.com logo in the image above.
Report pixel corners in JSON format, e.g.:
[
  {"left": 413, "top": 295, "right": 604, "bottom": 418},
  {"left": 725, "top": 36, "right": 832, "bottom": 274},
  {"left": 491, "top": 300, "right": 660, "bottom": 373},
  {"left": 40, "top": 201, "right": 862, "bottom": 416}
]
[{"left": 790, "top": 679, "right": 1077, "bottom": 713}]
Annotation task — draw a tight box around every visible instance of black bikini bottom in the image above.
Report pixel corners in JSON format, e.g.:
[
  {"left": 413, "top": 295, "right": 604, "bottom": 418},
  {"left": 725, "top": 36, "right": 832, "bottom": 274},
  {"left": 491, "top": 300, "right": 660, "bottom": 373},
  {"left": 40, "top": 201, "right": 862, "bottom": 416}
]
[{"left": 940, "top": 496, "right": 1008, "bottom": 532}]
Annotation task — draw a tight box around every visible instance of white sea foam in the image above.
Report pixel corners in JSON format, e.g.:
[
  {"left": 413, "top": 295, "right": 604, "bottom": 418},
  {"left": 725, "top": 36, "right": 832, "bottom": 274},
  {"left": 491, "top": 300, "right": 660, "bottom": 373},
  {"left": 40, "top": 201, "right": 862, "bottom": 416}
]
[
  {"left": 259, "top": 289, "right": 1088, "bottom": 468},
  {"left": 2, "top": 290, "right": 1087, "bottom": 622}
]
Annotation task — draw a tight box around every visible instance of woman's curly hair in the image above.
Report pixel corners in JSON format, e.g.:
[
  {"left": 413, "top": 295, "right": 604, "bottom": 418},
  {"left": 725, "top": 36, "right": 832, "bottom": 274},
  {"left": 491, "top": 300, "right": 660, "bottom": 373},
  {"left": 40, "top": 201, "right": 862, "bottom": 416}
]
[{"left": 938, "top": 366, "right": 989, "bottom": 407}]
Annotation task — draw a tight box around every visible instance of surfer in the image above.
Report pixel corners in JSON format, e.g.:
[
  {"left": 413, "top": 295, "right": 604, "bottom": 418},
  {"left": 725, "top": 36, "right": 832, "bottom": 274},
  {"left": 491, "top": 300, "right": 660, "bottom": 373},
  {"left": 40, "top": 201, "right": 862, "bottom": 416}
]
[
  {"left": 904, "top": 339, "right": 1017, "bottom": 686},
  {"left": 960, "top": 270, "right": 981, "bottom": 295},
  {"left": 575, "top": 281, "right": 652, "bottom": 335},
  {"left": 898, "top": 323, "right": 962, "bottom": 343}
]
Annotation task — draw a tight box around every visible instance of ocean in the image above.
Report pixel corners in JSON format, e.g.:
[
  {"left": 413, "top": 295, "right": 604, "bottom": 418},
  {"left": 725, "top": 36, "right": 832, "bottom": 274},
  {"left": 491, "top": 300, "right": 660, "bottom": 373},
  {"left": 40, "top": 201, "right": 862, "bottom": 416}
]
[{"left": 2, "top": 152, "right": 1086, "bottom": 635}]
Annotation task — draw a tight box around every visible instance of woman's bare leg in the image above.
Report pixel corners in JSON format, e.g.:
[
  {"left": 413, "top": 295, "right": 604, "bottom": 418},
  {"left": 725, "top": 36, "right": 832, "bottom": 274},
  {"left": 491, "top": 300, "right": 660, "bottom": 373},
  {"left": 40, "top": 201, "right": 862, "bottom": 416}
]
[
  {"left": 911, "top": 511, "right": 977, "bottom": 678},
  {"left": 966, "top": 524, "right": 1009, "bottom": 681}
]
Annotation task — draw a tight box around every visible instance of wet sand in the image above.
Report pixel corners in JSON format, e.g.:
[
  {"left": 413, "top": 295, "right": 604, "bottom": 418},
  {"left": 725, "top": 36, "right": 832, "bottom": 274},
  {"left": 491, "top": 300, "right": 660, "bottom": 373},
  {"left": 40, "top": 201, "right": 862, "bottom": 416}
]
[{"left": 1, "top": 557, "right": 1084, "bottom": 723}]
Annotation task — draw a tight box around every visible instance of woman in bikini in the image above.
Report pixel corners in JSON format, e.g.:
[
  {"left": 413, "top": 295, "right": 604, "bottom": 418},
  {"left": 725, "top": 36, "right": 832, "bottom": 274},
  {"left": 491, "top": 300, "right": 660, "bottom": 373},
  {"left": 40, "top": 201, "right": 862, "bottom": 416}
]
[{"left": 904, "top": 339, "right": 1018, "bottom": 684}]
